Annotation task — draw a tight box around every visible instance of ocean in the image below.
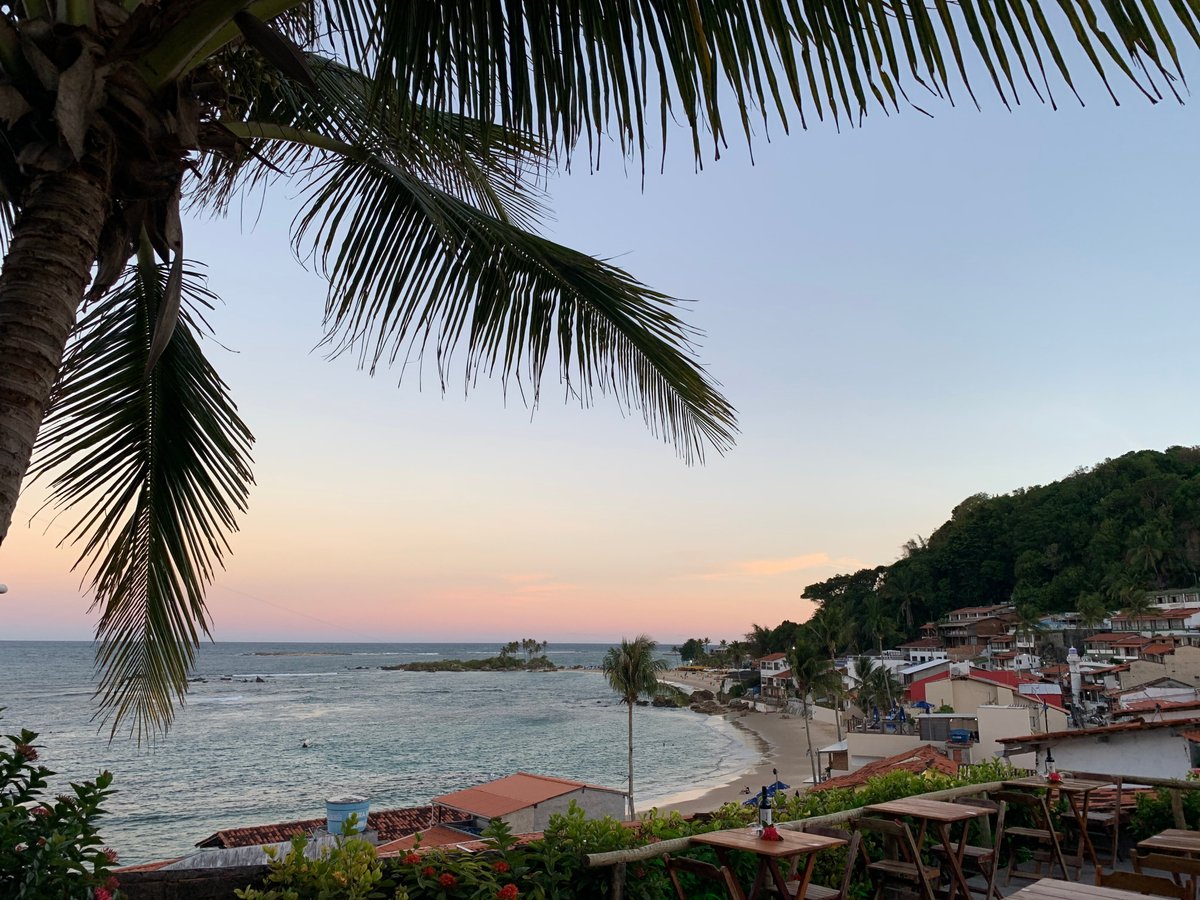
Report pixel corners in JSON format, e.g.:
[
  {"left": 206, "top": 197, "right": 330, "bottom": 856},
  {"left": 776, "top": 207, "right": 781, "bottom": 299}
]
[{"left": 0, "top": 641, "right": 757, "bottom": 864}]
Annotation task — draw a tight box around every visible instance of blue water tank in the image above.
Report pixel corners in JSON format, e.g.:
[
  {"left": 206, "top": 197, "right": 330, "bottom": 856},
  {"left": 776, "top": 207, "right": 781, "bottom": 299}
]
[{"left": 326, "top": 795, "right": 370, "bottom": 835}]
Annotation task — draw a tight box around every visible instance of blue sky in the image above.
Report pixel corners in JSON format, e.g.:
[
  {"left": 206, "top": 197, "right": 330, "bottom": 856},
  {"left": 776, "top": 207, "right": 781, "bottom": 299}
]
[{"left": 2, "top": 50, "right": 1198, "bottom": 644}]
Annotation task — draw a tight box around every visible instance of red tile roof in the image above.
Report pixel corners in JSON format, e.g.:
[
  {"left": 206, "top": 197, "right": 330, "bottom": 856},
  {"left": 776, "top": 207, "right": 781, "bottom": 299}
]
[
  {"left": 378, "top": 825, "right": 480, "bottom": 852},
  {"left": 812, "top": 745, "right": 958, "bottom": 792},
  {"left": 433, "top": 772, "right": 621, "bottom": 819},
  {"left": 906, "top": 667, "right": 1064, "bottom": 709},
  {"left": 1142, "top": 642, "right": 1178, "bottom": 655},
  {"left": 760, "top": 653, "right": 788, "bottom": 662},
  {"left": 900, "top": 638, "right": 944, "bottom": 649},
  {"left": 195, "top": 806, "right": 433, "bottom": 848},
  {"left": 1116, "top": 698, "right": 1200, "bottom": 714},
  {"left": 997, "top": 716, "right": 1200, "bottom": 745}
]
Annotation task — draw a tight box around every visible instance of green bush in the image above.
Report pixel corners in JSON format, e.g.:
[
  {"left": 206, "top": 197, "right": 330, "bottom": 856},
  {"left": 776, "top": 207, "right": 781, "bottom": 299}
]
[
  {"left": 0, "top": 724, "right": 121, "bottom": 900},
  {"left": 1130, "top": 785, "right": 1200, "bottom": 840},
  {"left": 240, "top": 760, "right": 1020, "bottom": 900},
  {"left": 236, "top": 832, "right": 400, "bottom": 900}
]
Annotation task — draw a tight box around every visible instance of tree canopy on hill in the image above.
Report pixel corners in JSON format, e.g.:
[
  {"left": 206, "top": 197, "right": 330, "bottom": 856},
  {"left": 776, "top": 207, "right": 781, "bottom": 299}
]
[{"left": 803, "top": 447, "right": 1200, "bottom": 645}]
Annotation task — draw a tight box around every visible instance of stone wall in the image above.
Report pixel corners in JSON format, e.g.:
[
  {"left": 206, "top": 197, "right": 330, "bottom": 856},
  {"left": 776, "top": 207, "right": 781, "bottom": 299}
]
[{"left": 118, "top": 865, "right": 267, "bottom": 900}]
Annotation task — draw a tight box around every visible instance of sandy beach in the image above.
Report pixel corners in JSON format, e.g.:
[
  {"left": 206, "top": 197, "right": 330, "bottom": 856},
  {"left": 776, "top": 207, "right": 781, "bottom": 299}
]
[{"left": 645, "top": 670, "right": 840, "bottom": 816}]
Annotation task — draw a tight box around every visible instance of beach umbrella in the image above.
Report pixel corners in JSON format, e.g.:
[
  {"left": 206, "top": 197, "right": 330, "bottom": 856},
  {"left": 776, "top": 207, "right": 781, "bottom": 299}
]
[{"left": 767, "top": 780, "right": 790, "bottom": 793}]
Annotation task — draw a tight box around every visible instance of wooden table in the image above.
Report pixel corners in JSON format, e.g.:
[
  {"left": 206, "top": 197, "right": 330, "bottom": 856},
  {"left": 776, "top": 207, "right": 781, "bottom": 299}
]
[
  {"left": 1007, "top": 876, "right": 1164, "bottom": 900},
  {"left": 1004, "top": 776, "right": 1115, "bottom": 872},
  {"left": 863, "top": 797, "right": 989, "bottom": 900},
  {"left": 1138, "top": 829, "right": 1200, "bottom": 856},
  {"left": 690, "top": 828, "right": 847, "bottom": 900}
]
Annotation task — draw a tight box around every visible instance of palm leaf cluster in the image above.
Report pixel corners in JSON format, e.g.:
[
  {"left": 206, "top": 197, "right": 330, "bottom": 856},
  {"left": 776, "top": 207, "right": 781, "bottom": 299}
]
[{"left": 0, "top": 0, "right": 1193, "bottom": 741}]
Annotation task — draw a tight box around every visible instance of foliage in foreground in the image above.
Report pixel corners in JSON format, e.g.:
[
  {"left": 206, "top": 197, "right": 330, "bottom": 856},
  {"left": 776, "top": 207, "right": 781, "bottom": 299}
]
[
  {"left": 0, "top": 725, "right": 120, "bottom": 900},
  {"left": 237, "top": 760, "right": 1018, "bottom": 899}
]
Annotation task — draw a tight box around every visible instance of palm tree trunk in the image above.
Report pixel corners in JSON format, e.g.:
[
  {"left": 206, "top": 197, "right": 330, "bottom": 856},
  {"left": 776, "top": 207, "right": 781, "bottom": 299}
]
[
  {"left": 0, "top": 165, "right": 110, "bottom": 545},
  {"left": 803, "top": 698, "right": 819, "bottom": 785},
  {"left": 626, "top": 700, "right": 635, "bottom": 819}
]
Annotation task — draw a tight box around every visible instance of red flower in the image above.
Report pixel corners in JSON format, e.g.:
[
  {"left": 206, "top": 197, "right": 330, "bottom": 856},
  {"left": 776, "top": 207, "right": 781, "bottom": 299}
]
[
  {"left": 105, "top": 876, "right": 120, "bottom": 890},
  {"left": 422, "top": 866, "right": 436, "bottom": 877},
  {"left": 31, "top": 806, "right": 49, "bottom": 817},
  {"left": 493, "top": 860, "right": 510, "bottom": 873},
  {"left": 14, "top": 743, "right": 38, "bottom": 761},
  {"left": 439, "top": 872, "right": 457, "bottom": 888},
  {"left": 103, "top": 848, "right": 120, "bottom": 864},
  {"left": 95, "top": 890, "right": 112, "bottom": 900},
  {"left": 497, "top": 884, "right": 520, "bottom": 900},
  {"left": 403, "top": 853, "right": 422, "bottom": 865}
]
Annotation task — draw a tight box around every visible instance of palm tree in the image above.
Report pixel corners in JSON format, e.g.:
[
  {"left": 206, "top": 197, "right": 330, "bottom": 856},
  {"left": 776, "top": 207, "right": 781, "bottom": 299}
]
[
  {"left": 0, "top": 3, "right": 1195, "bottom": 740},
  {"left": 789, "top": 639, "right": 844, "bottom": 785},
  {"left": 602, "top": 635, "right": 667, "bottom": 819},
  {"left": 804, "top": 612, "right": 851, "bottom": 740}
]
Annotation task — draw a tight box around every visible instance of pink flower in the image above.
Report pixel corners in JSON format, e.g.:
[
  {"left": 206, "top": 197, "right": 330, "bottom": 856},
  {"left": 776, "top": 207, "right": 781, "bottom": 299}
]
[
  {"left": 31, "top": 806, "right": 50, "bottom": 817},
  {"left": 103, "top": 848, "right": 120, "bottom": 864},
  {"left": 14, "top": 744, "right": 38, "bottom": 761},
  {"left": 95, "top": 889, "right": 112, "bottom": 900}
]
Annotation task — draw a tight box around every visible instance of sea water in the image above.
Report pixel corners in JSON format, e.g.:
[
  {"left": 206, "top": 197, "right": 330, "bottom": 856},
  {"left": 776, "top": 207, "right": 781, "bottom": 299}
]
[{"left": 0, "top": 641, "right": 757, "bottom": 864}]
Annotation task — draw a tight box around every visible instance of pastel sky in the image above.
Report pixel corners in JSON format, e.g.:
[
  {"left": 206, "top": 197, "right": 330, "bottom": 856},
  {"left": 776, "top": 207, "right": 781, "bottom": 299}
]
[{"left": 2, "top": 51, "right": 1198, "bottom": 646}]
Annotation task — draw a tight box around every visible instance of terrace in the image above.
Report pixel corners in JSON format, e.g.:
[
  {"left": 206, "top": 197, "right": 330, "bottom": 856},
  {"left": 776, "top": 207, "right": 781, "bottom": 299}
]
[{"left": 583, "top": 769, "right": 1200, "bottom": 900}]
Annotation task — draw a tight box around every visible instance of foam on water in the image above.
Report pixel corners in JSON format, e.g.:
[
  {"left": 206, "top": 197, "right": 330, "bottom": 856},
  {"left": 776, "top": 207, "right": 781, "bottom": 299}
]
[{"left": 0, "top": 641, "right": 758, "bottom": 864}]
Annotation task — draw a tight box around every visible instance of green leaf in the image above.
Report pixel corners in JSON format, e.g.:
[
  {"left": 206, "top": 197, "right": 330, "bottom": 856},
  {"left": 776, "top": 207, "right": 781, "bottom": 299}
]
[{"left": 29, "top": 261, "right": 254, "bottom": 741}]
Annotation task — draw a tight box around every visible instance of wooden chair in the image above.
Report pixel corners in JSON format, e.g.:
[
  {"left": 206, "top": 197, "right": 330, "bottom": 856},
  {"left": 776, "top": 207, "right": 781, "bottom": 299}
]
[
  {"left": 787, "top": 824, "right": 863, "bottom": 900},
  {"left": 1132, "top": 849, "right": 1200, "bottom": 899},
  {"left": 663, "top": 853, "right": 747, "bottom": 900},
  {"left": 990, "top": 789, "right": 1069, "bottom": 883},
  {"left": 856, "top": 816, "right": 940, "bottom": 900},
  {"left": 1069, "top": 770, "right": 1127, "bottom": 865},
  {"left": 1100, "top": 869, "right": 1190, "bottom": 899},
  {"left": 930, "top": 797, "right": 1006, "bottom": 900}
]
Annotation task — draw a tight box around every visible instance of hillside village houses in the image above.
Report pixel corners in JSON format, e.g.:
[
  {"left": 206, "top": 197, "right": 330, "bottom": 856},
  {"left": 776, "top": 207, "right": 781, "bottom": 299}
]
[{"left": 763, "top": 588, "right": 1200, "bottom": 785}]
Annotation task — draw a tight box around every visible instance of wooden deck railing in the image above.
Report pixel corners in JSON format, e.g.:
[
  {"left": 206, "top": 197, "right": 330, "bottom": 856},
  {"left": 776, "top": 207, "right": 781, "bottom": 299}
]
[{"left": 584, "top": 772, "right": 1200, "bottom": 899}]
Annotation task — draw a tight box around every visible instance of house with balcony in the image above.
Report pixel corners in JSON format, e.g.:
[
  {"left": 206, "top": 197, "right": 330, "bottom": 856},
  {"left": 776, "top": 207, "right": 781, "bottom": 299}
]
[
  {"left": 758, "top": 652, "right": 793, "bottom": 701},
  {"left": 937, "top": 605, "right": 1016, "bottom": 649},
  {"left": 898, "top": 637, "right": 947, "bottom": 664}
]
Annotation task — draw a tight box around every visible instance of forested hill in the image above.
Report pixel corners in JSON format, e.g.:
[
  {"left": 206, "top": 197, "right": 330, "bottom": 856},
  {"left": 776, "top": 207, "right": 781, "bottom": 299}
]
[{"left": 802, "top": 447, "right": 1200, "bottom": 644}]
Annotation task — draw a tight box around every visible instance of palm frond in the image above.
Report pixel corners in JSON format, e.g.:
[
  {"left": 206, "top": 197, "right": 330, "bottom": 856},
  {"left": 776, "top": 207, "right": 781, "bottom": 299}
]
[
  {"left": 316, "top": 0, "right": 1198, "bottom": 160},
  {"left": 194, "top": 50, "right": 548, "bottom": 229},
  {"left": 293, "top": 148, "right": 735, "bottom": 461},
  {"left": 28, "top": 258, "right": 254, "bottom": 741}
]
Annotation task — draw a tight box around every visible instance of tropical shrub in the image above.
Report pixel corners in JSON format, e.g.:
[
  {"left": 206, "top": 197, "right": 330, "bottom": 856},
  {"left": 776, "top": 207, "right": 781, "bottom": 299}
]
[
  {"left": 1129, "top": 781, "right": 1200, "bottom": 840},
  {"left": 0, "top": 725, "right": 121, "bottom": 900},
  {"left": 235, "top": 830, "right": 402, "bottom": 900}
]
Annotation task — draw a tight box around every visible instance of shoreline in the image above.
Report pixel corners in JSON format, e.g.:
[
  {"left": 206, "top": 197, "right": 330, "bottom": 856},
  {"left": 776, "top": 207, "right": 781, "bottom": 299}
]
[{"left": 641, "top": 671, "right": 839, "bottom": 816}]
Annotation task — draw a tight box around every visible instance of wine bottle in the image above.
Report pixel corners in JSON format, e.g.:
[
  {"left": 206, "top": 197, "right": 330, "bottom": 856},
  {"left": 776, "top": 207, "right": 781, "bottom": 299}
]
[{"left": 758, "top": 786, "right": 772, "bottom": 828}]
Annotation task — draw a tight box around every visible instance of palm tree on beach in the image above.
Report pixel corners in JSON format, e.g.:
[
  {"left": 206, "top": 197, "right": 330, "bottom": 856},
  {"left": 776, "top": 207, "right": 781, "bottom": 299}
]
[
  {"left": 789, "top": 639, "right": 843, "bottom": 785},
  {"left": 804, "top": 612, "right": 851, "bottom": 740},
  {"left": 602, "top": 636, "right": 668, "bottom": 819},
  {"left": 0, "top": 2, "right": 1196, "bottom": 741}
]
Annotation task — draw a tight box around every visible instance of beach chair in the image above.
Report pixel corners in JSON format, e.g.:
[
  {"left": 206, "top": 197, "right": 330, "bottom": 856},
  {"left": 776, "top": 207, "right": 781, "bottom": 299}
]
[
  {"left": 856, "top": 816, "right": 940, "bottom": 900},
  {"left": 1133, "top": 849, "right": 1200, "bottom": 899},
  {"left": 930, "top": 797, "right": 1006, "bottom": 900},
  {"left": 990, "top": 789, "right": 1069, "bottom": 883},
  {"left": 664, "top": 853, "right": 747, "bottom": 900},
  {"left": 788, "top": 824, "right": 863, "bottom": 900},
  {"left": 1100, "top": 870, "right": 1190, "bottom": 899}
]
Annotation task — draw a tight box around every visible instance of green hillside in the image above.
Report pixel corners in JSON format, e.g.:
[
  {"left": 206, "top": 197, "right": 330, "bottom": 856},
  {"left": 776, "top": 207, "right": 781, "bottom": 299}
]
[{"left": 802, "top": 446, "right": 1200, "bottom": 645}]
